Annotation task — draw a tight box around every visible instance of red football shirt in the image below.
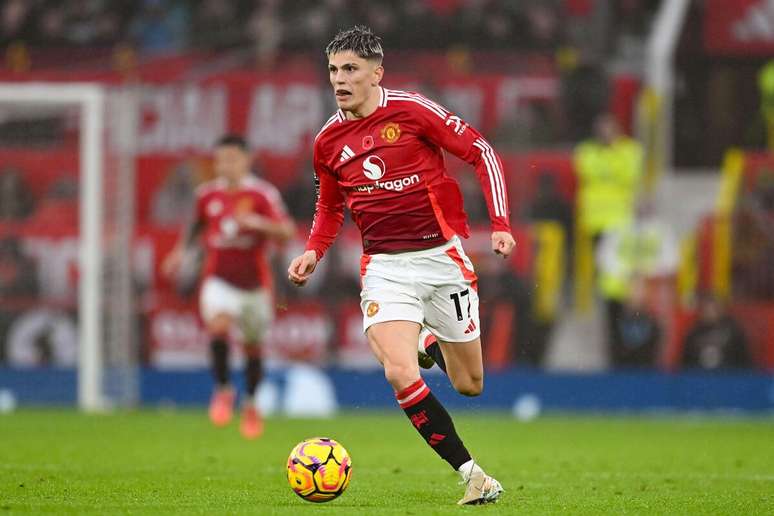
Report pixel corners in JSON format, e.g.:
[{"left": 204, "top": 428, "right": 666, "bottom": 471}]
[
  {"left": 306, "top": 87, "right": 511, "bottom": 258},
  {"left": 195, "top": 176, "right": 289, "bottom": 290}
]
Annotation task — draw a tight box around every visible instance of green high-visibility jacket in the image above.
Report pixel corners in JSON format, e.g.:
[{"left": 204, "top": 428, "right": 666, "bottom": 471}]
[{"left": 574, "top": 137, "right": 643, "bottom": 235}]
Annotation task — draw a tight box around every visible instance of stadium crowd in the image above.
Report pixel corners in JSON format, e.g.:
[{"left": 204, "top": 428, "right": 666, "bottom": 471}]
[{"left": 1, "top": 0, "right": 656, "bottom": 56}]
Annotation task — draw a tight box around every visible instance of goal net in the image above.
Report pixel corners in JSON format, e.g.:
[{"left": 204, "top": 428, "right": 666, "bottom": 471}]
[{"left": 0, "top": 83, "right": 138, "bottom": 411}]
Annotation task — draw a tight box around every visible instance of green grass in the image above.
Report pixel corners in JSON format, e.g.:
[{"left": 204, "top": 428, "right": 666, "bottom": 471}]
[{"left": 0, "top": 410, "right": 773, "bottom": 514}]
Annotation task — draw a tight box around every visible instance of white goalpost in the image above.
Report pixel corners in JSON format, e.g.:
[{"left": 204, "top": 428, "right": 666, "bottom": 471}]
[{"left": 0, "top": 83, "right": 137, "bottom": 411}]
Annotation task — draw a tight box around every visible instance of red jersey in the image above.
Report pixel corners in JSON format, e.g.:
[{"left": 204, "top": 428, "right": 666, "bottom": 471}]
[
  {"left": 306, "top": 87, "right": 511, "bottom": 258},
  {"left": 195, "top": 176, "right": 289, "bottom": 290}
]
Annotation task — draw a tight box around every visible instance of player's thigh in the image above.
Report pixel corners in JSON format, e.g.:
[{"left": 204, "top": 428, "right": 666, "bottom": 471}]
[
  {"left": 239, "top": 289, "right": 273, "bottom": 345},
  {"left": 366, "top": 320, "right": 422, "bottom": 389},
  {"left": 199, "top": 277, "right": 241, "bottom": 335}
]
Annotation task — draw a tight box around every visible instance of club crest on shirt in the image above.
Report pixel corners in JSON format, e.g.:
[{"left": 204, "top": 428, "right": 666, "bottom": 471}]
[
  {"left": 235, "top": 197, "right": 253, "bottom": 214},
  {"left": 366, "top": 302, "right": 379, "bottom": 317},
  {"left": 380, "top": 122, "right": 401, "bottom": 144}
]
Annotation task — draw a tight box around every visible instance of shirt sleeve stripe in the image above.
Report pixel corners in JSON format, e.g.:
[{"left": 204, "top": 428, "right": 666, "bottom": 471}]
[
  {"left": 386, "top": 90, "right": 447, "bottom": 119},
  {"left": 473, "top": 141, "right": 505, "bottom": 217},
  {"left": 476, "top": 138, "right": 508, "bottom": 218},
  {"left": 315, "top": 112, "right": 342, "bottom": 141},
  {"left": 393, "top": 90, "right": 449, "bottom": 116}
]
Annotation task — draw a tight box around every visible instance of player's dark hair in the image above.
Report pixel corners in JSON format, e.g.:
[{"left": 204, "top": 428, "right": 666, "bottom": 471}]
[
  {"left": 325, "top": 25, "right": 383, "bottom": 62},
  {"left": 215, "top": 134, "right": 248, "bottom": 151}
]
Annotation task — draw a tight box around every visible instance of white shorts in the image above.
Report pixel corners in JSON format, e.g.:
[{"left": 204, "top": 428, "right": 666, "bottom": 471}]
[
  {"left": 360, "top": 235, "right": 481, "bottom": 342},
  {"left": 199, "top": 276, "right": 274, "bottom": 344}
]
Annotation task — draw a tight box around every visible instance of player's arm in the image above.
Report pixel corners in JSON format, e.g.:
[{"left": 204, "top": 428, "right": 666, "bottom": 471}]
[
  {"left": 236, "top": 214, "right": 295, "bottom": 241},
  {"left": 161, "top": 214, "right": 204, "bottom": 279},
  {"left": 288, "top": 153, "right": 345, "bottom": 286},
  {"left": 235, "top": 184, "right": 296, "bottom": 242},
  {"left": 417, "top": 97, "right": 515, "bottom": 257}
]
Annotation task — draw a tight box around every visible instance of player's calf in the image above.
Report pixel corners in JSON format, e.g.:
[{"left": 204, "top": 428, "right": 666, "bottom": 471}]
[
  {"left": 449, "top": 373, "right": 483, "bottom": 397},
  {"left": 395, "top": 378, "right": 472, "bottom": 471}
]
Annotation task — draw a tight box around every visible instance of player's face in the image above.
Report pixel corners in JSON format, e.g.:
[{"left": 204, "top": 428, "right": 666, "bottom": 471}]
[
  {"left": 327, "top": 51, "right": 383, "bottom": 115},
  {"left": 213, "top": 145, "right": 249, "bottom": 183}
]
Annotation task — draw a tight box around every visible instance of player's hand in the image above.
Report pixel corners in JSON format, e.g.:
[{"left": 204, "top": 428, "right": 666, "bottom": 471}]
[
  {"left": 491, "top": 231, "right": 515, "bottom": 258},
  {"left": 161, "top": 248, "right": 183, "bottom": 279},
  {"left": 288, "top": 250, "right": 318, "bottom": 287},
  {"left": 235, "top": 212, "right": 268, "bottom": 232}
]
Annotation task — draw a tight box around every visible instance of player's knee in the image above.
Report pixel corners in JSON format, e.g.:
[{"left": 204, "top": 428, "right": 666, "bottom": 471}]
[
  {"left": 207, "top": 314, "right": 232, "bottom": 338},
  {"left": 453, "top": 375, "right": 483, "bottom": 397},
  {"left": 383, "top": 363, "right": 418, "bottom": 392}
]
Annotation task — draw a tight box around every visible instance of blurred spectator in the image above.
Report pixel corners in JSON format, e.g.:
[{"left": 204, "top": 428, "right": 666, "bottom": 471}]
[
  {"left": 0, "top": 168, "right": 35, "bottom": 221},
  {"left": 522, "top": 3, "right": 562, "bottom": 53},
  {"left": 611, "top": 275, "right": 660, "bottom": 367},
  {"left": 758, "top": 59, "right": 774, "bottom": 151},
  {"left": 129, "top": 0, "right": 188, "bottom": 55},
  {"left": 365, "top": 2, "right": 398, "bottom": 49},
  {"left": 0, "top": 0, "right": 34, "bottom": 46},
  {"left": 36, "top": 3, "right": 67, "bottom": 46},
  {"left": 526, "top": 172, "right": 572, "bottom": 242},
  {"left": 596, "top": 200, "right": 678, "bottom": 360},
  {"left": 0, "top": 237, "right": 38, "bottom": 297},
  {"left": 150, "top": 161, "right": 197, "bottom": 226},
  {"left": 397, "top": 2, "right": 443, "bottom": 49},
  {"left": 731, "top": 170, "right": 774, "bottom": 300},
  {"left": 192, "top": 0, "right": 240, "bottom": 50},
  {"left": 574, "top": 113, "right": 642, "bottom": 242},
  {"left": 61, "top": 0, "right": 121, "bottom": 47},
  {"left": 682, "top": 294, "right": 752, "bottom": 370},
  {"left": 245, "top": 0, "right": 283, "bottom": 65},
  {"left": 561, "top": 56, "right": 610, "bottom": 141}
]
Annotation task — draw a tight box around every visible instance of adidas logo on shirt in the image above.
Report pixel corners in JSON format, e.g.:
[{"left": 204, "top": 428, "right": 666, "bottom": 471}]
[{"left": 339, "top": 145, "right": 355, "bottom": 162}]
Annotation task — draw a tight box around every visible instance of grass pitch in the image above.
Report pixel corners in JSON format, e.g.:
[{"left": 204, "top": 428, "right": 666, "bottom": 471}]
[{"left": 1, "top": 409, "right": 773, "bottom": 514}]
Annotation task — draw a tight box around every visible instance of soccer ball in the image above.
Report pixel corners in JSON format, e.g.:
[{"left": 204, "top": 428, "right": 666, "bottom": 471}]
[{"left": 286, "top": 437, "right": 352, "bottom": 503}]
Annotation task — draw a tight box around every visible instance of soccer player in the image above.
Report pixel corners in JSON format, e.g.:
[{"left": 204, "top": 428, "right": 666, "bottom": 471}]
[
  {"left": 163, "top": 134, "right": 295, "bottom": 439},
  {"left": 287, "top": 26, "right": 514, "bottom": 504}
]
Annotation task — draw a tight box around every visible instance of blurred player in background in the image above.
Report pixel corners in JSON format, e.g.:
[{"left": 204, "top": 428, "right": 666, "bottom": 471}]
[
  {"left": 163, "top": 134, "right": 295, "bottom": 439},
  {"left": 288, "top": 26, "right": 514, "bottom": 505}
]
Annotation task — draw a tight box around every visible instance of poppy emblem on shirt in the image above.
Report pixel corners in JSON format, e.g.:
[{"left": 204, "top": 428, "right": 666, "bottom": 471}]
[
  {"left": 380, "top": 122, "right": 401, "bottom": 144},
  {"left": 366, "top": 302, "right": 379, "bottom": 317},
  {"left": 362, "top": 135, "right": 374, "bottom": 150}
]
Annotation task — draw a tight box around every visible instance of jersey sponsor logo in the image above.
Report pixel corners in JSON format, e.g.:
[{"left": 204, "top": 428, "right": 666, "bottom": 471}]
[
  {"left": 353, "top": 174, "right": 420, "bottom": 194},
  {"left": 445, "top": 114, "right": 468, "bottom": 135},
  {"left": 207, "top": 199, "right": 224, "bottom": 216},
  {"left": 366, "top": 302, "right": 379, "bottom": 317},
  {"left": 362, "top": 135, "right": 374, "bottom": 150},
  {"left": 362, "top": 155, "right": 386, "bottom": 180},
  {"left": 339, "top": 145, "right": 355, "bottom": 162},
  {"left": 380, "top": 122, "right": 401, "bottom": 143},
  {"left": 219, "top": 217, "right": 239, "bottom": 238}
]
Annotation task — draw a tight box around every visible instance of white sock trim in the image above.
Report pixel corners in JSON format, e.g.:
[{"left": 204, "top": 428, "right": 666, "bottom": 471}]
[{"left": 457, "top": 459, "right": 483, "bottom": 481}]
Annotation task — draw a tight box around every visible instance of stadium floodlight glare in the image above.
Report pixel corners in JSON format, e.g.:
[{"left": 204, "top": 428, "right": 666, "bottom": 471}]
[{"left": 0, "top": 83, "right": 137, "bottom": 411}]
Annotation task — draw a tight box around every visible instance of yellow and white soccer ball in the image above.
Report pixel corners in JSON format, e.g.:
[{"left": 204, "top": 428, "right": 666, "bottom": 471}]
[{"left": 286, "top": 437, "right": 352, "bottom": 503}]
